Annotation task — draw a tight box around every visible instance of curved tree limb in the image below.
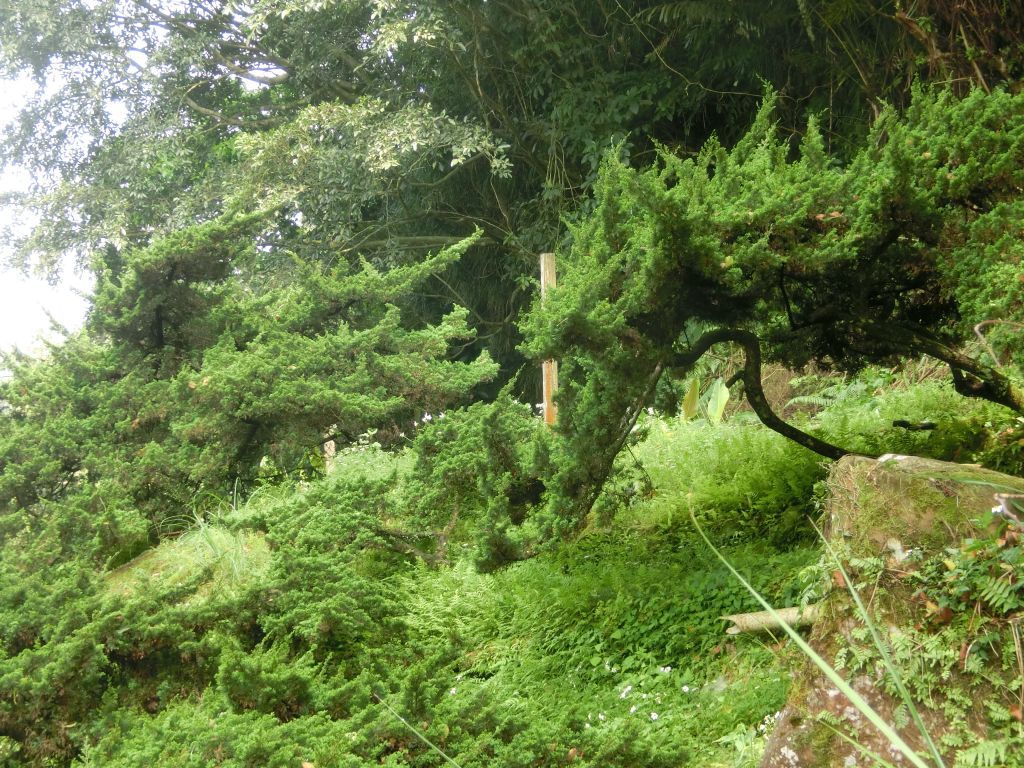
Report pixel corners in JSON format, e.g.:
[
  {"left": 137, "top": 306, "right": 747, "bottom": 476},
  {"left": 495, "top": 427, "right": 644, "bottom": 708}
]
[
  {"left": 672, "top": 328, "right": 853, "bottom": 460},
  {"left": 788, "top": 309, "right": 1024, "bottom": 414},
  {"left": 856, "top": 322, "right": 1024, "bottom": 413}
]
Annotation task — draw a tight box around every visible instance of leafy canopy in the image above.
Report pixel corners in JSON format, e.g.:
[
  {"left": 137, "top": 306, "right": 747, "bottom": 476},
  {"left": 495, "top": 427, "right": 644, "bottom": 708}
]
[{"left": 523, "top": 86, "right": 1024, "bottom": 534}]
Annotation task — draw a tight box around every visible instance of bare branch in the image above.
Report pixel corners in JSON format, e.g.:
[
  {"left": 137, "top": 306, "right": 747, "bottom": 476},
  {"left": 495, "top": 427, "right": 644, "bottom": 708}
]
[
  {"left": 335, "top": 234, "right": 495, "bottom": 253},
  {"left": 180, "top": 91, "right": 284, "bottom": 129},
  {"left": 673, "top": 328, "right": 853, "bottom": 460}
]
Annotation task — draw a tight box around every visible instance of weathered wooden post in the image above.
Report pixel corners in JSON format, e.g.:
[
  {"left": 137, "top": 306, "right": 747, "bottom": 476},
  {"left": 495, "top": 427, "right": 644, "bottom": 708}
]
[
  {"left": 322, "top": 426, "right": 337, "bottom": 471},
  {"left": 540, "top": 252, "right": 558, "bottom": 426}
]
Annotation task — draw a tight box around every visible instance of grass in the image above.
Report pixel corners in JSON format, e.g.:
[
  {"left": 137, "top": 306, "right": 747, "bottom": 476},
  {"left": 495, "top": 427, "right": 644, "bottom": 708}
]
[{"left": 104, "top": 525, "right": 271, "bottom": 603}]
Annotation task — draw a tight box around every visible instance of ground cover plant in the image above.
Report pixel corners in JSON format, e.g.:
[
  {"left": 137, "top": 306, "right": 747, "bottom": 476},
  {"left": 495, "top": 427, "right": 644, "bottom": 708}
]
[
  {"left": 3, "top": 363, "right": 1017, "bottom": 767},
  {"left": 7, "top": 413, "right": 821, "bottom": 768}
]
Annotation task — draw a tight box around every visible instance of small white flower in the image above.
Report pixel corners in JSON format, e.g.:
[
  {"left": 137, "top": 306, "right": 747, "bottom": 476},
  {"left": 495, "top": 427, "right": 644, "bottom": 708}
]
[
  {"left": 681, "top": 685, "right": 690, "bottom": 693},
  {"left": 585, "top": 722, "right": 591, "bottom": 729},
  {"left": 598, "top": 713, "right": 606, "bottom": 721},
  {"left": 449, "top": 687, "right": 457, "bottom": 695},
  {"left": 658, "top": 665, "right": 672, "bottom": 674},
  {"left": 619, "top": 685, "right": 633, "bottom": 699},
  {"left": 629, "top": 705, "right": 637, "bottom": 714},
  {"left": 650, "top": 712, "right": 659, "bottom": 721},
  {"left": 423, "top": 413, "right": 433, "bottom": 422},
  {"left": 646, "top": 407, "right": 655, "bottom": 415}
]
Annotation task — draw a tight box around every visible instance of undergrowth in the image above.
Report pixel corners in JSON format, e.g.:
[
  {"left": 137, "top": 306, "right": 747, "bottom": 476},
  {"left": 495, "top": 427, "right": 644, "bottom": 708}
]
[{"left": 0, "top": 370, "right": 1020, "bottom": 766}]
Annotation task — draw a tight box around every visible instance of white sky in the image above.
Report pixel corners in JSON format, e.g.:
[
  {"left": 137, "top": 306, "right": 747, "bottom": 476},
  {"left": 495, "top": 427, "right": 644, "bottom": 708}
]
[{"left": 0, "top": 76, "right": 92, "bottom": 356}]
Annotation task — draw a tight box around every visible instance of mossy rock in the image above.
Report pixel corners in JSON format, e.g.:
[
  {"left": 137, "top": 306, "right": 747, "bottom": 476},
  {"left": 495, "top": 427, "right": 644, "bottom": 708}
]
[
  {"left": 760, "top": 455, "right": 1024, "bottom": 768},
  {"left": 823, "top": 455, "right": 1017, "bottom": 554}
]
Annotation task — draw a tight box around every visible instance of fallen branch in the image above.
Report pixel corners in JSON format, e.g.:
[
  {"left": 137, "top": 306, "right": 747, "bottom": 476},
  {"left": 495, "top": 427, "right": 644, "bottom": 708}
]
[{"left": 721, "top": 603, "right": 822, "bottom": 635}]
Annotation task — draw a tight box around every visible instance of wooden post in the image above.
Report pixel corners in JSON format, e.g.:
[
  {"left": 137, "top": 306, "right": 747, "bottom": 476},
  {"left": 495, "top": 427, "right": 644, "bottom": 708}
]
[
  {"left": 322, "top": 426, "right": 337, "bottom": 471},
  {"left": 540, "top": 252, "right": 558, "bottom": 426}
]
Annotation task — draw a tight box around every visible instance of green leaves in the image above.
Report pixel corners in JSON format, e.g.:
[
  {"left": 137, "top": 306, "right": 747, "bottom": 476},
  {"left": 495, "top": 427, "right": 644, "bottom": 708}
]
[
  {"left": 232, "top": 99, "right": 511, "bottom": 242},
  {"left": 703, "top": 379, "right": 730, "bottom": 426},
  {"left": 680, "top": 379, "right": 700, "bottom": 422},
  {"left": 522, "top": 86, "right": 1024, "bottom": 537},
  {"left": 1, "top": 217, "right": 498, "bottom": 541}
]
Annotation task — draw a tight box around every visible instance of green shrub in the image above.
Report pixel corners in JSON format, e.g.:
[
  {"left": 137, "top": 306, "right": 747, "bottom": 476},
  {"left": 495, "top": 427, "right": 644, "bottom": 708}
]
[
  {"left": 813, "top": 375, "right": 998, "bottom": 461},
  {"left": 216, "top": 640, "right": 319, "bottom": 719},
  {"left": 78, "top": 697, "right": 371, "bottom": 768},
  {"left": 402, "top": 392, "right": 547, "bottom": 571}
]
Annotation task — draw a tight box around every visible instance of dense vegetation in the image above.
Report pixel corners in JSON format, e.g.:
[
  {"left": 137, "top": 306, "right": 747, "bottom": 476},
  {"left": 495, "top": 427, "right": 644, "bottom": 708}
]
[{"left": 1, "top": 1, "right": 1024, "bottom": 766}]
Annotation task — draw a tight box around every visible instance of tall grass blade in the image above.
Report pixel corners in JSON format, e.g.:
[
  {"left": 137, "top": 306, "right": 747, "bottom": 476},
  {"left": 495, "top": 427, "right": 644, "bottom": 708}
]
[
  {"left": 372, "top": 692, "right": 464, "bottom": 768},
  {"left": 822, "top": 721, "right": 900, "bottom": 768}
]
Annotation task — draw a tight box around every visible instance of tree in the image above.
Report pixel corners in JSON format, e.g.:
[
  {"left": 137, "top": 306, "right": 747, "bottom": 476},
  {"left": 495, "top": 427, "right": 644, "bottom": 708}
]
[
  {"left": 3, "top": 1, "right": 1024, "bottom": 534},
  {"left": 11, "top": 1, "right": 1018, "bottom": 386},
  {"left": 0, "top": 220, "right": 496, "bottom": 529},
  {"left": 522, "top": 86, "right": 1024, "bottom": 535}
]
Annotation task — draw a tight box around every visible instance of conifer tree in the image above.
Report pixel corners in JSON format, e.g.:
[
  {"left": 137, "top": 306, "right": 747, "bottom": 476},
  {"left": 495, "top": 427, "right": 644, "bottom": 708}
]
[{"left": 523, "top": 87, "right": 1024, "bottom": 534}]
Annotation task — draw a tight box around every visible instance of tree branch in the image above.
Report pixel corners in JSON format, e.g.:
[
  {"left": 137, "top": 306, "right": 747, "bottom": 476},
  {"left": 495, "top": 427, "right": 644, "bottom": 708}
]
[
  {"left": 335, "top": 234, "right": 495, "bottom": 253},
  {"left": 857, "top": 322, "right": 1024, "bottom": 413},
  {"left": 672, "top": 329, "right": 853, "bottom": 460},
  {"left": 180, "top": 92, "right": 284, "bottom": 129}
]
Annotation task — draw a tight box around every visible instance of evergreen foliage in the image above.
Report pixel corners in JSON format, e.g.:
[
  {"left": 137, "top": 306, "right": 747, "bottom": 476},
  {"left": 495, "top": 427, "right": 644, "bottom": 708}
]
[
  {"left": 402, "top": 391, "right": 547, "bottom": 570},
  {"left": 7, "top": 1, "right": 1023, "bottom": 378},
  {"left": 523, "top": 86, "right": 1024, "bottom": 534},
  {"left": 1, "top": 2, "right": 1024, "bottom": 765},
  {"left": 1, "top": 225, "right": 495, "bottom": 527}
]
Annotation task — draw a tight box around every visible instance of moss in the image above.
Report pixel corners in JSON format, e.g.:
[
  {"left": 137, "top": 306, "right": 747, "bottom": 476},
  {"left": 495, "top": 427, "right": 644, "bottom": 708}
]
[
  {"left": 764, "top": 455, "right": 1024, "bottom": 766},
  {"left": 825, "top": 456, "right": 1016, "bottom": 555},
  {"left": 792, "top": 719, "right": 843, "bottom": 763}
]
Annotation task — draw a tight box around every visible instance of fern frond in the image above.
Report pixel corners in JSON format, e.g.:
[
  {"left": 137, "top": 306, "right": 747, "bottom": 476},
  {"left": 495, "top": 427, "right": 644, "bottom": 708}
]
[
  {"left": 786, "top": 394, "right": 836, "bottom": 408},
  {"left": 639, "top": 2, "right": 728, "bottom": 26},
  {"left": 978, "top": 575, "right": 1020, "bottom": 614},
  {"left": 955, "top": 738, "right": 1009, "bottom": 767}
]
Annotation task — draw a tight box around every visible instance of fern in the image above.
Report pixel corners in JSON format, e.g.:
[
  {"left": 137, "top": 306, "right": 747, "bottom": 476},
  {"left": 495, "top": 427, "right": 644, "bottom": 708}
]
[
  {"left": 785, "top": 394, "right": 837, "bottom": 408},
  {"left": 785, "top": 380, "right": 870, "bottom": 410},
  {"left": 955, "top": 738, "right": 1010, "bottom": 767},
  {"left": 639, "top": 2, "right": 729, "bottom": 26},
  {"left": 978, "top": 575, "right": 1020, "bottom": 615}
]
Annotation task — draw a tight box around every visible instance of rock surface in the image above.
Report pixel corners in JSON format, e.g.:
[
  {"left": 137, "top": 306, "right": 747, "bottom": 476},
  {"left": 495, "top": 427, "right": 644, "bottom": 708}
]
[{"left": 759, "top": 455, "right": 1020, "bottom": 768}]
